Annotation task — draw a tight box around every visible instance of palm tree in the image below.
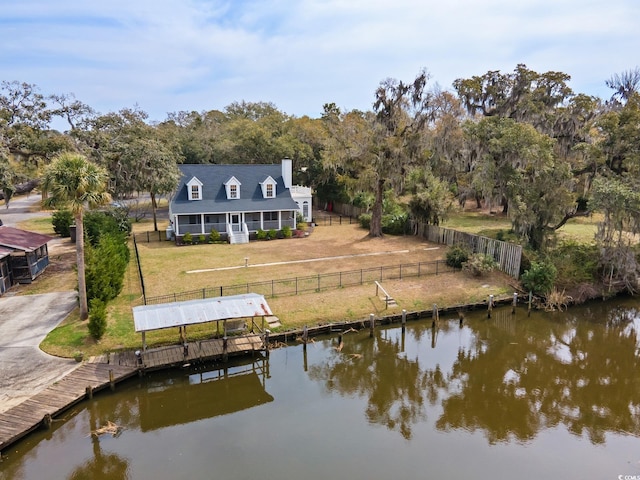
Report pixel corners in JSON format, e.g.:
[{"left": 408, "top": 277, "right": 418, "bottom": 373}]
[{"left": 42, "top": 152, "right": 110, "bottom": 320}]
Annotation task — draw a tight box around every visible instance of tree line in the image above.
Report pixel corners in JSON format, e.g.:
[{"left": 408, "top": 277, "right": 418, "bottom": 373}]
[{"left": 1, "top": 64, "right": 640, "bottom": 299}]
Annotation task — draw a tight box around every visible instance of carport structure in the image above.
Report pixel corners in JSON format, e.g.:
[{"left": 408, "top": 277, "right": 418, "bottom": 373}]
[{"left": 132, "top": 293, "right": 273, "bottom": 351}]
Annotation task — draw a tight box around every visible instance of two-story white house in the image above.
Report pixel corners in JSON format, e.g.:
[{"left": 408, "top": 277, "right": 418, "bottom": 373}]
[{"left": 169, "top": 159, "right": 312, "bottom": 244}]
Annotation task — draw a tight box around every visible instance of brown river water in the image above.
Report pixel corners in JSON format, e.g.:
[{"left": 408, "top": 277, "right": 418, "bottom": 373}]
[{"left": 1, "top": 298, "right": 640, "bottom": 479}]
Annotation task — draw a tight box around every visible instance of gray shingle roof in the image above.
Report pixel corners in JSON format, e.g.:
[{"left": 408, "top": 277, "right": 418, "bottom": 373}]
[{"left": 171, "top": 164, "right": 299, "bottom": 215}]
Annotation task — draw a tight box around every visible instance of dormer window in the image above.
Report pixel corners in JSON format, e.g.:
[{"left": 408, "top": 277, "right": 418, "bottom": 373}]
[
  {"left": 186, "top": 176, "right": 203, "bottom": 201},
  {"left": 260, "top": 176, "right": 277, "bottom": 199},
  {"left": 224, "top": 176, "right": 241, "bottom": 200}
]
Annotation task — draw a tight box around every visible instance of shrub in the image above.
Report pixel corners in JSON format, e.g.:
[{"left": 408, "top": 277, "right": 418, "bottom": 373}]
[
  {"left": 88, "top": 299, "right": 107, "bottom": 340},
  {"left": 549, "top": 241, "right": 598, "bottom": 288},
  {"left": 267, "top": 229, "right": 277, "bottom": 240},
  {"left": 209, "top": 228, "right": 221, "bottom": 243},
  {"left": 84, "top": 210, "right": 129, "bottom": 247},
  {"left": 521, "top": 261, "right": 557, "bottom": 295},
  {"left": 106, "top": 206, "right": 132, "bottom": 236},
  {"left": 198, "top": 234, "right": 206, "bottom": 244},
  {"left": 183, "top": 232, "right": 193, "bottom": 244},
  {"left": 382, "top": 212, "right": 410, "bottom": 235},
  {"left": 358, "top": 213, "right": 371, "bottom": 229},
  {"left": 463, "top": 253, "right": 497, "bottom": 277},
  {"left": 256, "top": 229, "right": 267, "bottom": 240},
  {"left": 85, "top": 234, "right": 129, "bottom": 303},
  {"left": 52, "top": 209, "right": 74, "bottom": 237},
  {"left": 281, "top": 225, "right": 292, "bottom": 238},
  {"left": 446, "top": 245, "right": 470, "bottom": 268}
]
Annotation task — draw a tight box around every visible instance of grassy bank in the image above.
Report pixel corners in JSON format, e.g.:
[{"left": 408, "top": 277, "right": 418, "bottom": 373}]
[{"left": 27, "top": 204, "right": 601, "bottom": 359}]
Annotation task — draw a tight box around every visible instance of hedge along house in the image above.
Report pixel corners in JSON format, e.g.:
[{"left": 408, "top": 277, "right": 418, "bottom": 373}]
[
  {"left": 169, "top": 159, "right": 312, "bottom": 244},
  {"left": 0, "top": 226, "right": 52, "bottom": 293}
]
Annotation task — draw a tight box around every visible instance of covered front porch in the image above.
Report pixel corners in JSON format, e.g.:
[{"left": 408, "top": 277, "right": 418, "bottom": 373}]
[{"left": 174, "top": 210, "right": 297, "bottom": 238}]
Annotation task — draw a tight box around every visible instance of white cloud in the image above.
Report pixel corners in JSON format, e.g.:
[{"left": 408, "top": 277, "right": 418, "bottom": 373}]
[{"left": 2, "top": 0, "right": 639, "bottom": 122}]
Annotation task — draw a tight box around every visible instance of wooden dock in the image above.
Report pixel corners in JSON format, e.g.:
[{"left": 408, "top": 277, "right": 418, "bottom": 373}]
[{"left": 0, "top": 333, "right": 265, "bottom": 453}]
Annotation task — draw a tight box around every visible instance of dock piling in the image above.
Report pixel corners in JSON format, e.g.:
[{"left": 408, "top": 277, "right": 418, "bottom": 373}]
[{"left": 369, "top": 314, "right": 375, "bottom": 337}]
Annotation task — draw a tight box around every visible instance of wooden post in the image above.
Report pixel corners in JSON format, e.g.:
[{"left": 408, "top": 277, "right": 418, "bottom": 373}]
[
  {"left": 488, "top": 295, "right": 494, "bottom": 319},
  {"left": 109, "top": 369, "right": 115, "bottom": 391},
  {"left": 264, "top": 329, "right": 270, "bottom": 356},
  {"left": 86, "top": 385, "right": 93, "bottom": 399},
  {"left": 458, "top": 310, "right": 464, "bottom": 326},
  {"left": 401, "top": 309, "right": 406, "bottom": 332},
  {"left": 302, "top": 325, "right": 308, "bottom": 348},
  {"left": 432, "top": 304, "right": 439, "bottom": 328},
  {"left": 223, "top": 336, "right": 228, "bottom": 362},
  {"left": 43, "top": 414, "right": 52, "bottom": 429},
  {"left": 369, "top": 313, "right": 375, "bottom": 337},
  {"left": 512, "top": 292, "right": 518, "bottom": 314}
]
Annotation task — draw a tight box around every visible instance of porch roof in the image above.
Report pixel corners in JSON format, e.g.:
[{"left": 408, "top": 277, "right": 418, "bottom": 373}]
[{"left": 132, "top": 293, "right": 273, "bottom": 333}]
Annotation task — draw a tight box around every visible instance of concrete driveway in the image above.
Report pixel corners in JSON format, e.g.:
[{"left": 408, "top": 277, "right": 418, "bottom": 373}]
[{"left": 0, "top": 291, "right": 80, "bottom": 414}]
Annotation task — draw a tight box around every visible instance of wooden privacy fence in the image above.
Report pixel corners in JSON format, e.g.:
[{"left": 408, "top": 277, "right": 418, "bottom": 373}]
[
  {"left": 144, "top": 259, "right": 456, "bottom": 305},
  {"left": 416, "top": 223, "right": 522, "bottom": 278}
]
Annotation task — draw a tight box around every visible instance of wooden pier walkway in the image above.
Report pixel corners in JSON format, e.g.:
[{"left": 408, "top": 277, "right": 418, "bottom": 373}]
[{"left": 0, "top": 333, "right": 265, "bottom": 453}]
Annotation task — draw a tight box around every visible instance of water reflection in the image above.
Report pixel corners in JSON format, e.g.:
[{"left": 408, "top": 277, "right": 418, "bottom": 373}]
[
  {"left": 308, "top": 327, "right": 443, "bottom": 439},
  {"left": 438, "top": 307, "right": 640, "bottom": 444},
  {"left": 308, "top": 304, "right": 640, "bottom": 445},
  {"left": 3, "top": 303, "right": 640, "bottom": 479},
  {"left": 139, "top": 358, "right": 272, "bottom": 431}
]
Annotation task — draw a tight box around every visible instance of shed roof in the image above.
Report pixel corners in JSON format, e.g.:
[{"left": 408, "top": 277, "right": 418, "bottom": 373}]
[
  {"left": 0, "top": 226, "right": 53, "bottom": 252},
  {"left": 132, "top": 293, "right": 273, "bottom": 333},
  {"left": 0, "top": 246, "right": 12, "bottom": 260}
]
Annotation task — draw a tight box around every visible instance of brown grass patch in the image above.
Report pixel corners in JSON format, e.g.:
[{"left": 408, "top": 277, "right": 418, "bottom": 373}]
[
  {"left": 138, "top": 224, "right": 446, "bottom": 297},
  {"left": 135, "top": 222, "right": 514, "bottom": 330}
]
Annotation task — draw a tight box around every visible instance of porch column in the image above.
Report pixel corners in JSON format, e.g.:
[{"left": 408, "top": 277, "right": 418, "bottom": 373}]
[
  {"left": 174, "top": 216, "right": 180, "bottom": 236},
  {"left": 200, "top": 214, "right": 205, "bottom": 234}
]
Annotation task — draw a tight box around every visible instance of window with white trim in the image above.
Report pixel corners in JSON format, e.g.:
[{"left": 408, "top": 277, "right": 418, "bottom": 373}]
[
  {"left": 230, "top": 184, "right": 238, "bottom": 198},
  {"left": 266, "top": 183, "right": 274, "bottom": 198},
  {"left": 186, "top": 177, "right": 203, "bottom": 201}
]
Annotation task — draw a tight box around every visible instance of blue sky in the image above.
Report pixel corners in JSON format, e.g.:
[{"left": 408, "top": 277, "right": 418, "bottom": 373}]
[{"left": 2, "top": 0, "right": 639, "bottom": 125}]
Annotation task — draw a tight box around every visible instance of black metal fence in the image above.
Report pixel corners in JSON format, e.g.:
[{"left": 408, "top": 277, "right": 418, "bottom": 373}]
[
  {"left": 133, "top": 230, "right": 167, "bottom": 243},
  {"left": 144, "top": 259, "right": 456, "bottom": 305}
]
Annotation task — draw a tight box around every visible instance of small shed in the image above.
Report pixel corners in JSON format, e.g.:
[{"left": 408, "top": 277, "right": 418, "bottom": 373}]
[
  {"left": 0, "top": 226, "right": 52, "bottom": 286},
  {"left": 132, "top": 293, "right": 273, "bottom": 350},
  {"left": 0, "top": 246, "right": 13, "bottom": 295}
]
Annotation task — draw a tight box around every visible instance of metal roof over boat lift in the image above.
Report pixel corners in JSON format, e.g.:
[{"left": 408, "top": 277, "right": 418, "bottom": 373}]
[{"left": 132, "top": 293, "right": 273, "bottom": 333}]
